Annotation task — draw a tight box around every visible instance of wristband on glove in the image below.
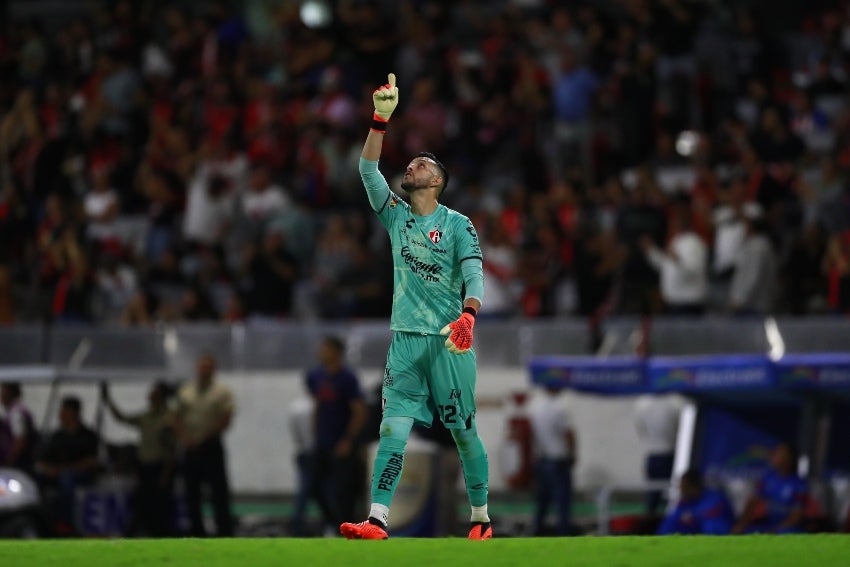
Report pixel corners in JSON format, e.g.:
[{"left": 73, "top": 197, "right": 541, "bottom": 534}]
[{"left": 371, "top": 113, "right": 388, "bottom": 134}]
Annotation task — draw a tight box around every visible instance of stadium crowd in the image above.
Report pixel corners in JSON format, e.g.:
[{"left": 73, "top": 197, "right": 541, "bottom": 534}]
[{"left": 1, "top": 0, "right": 850, "bottom": 325}]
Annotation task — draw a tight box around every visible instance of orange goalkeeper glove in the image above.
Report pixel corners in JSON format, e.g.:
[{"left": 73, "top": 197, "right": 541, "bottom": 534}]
[{"left": 440, "top": 307, "right": 476, "bottom": 354}]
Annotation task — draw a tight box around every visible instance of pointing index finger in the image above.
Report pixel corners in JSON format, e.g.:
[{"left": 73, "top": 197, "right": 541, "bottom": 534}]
[{"left": 388, "top": 73, "right": 396, "bottom": 88}]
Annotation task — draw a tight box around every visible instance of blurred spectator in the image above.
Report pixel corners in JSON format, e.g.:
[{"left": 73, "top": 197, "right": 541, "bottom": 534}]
[
  {"left": 241, "top": 164, "right": 290, "bottom": 221},
  {"left": 0, "top": 265, "right": 15, "bottom": 325},
  {"left": 783, "top": 224, "right": 827, "bottom": 315},
  {"left": 573, "top": 220, "right": 619, "bottom": 322},
  {"left": 616, "top": 175, "right": 667, "bottom": 315},
  {"left": 287, "top": 394, "right": 314, "bottom": 536},
  {"left": 35, "top": 396, "right": 101, "bottom": 535},
  {"left": 309, "top": 66, "right": 357, "bottom": 129},
  {"left": 790, "top": 90, "right": 830, "bottom": 138},
  {"left": 183, "top": 168, "right": 235, "bottom": 248},
  {"left": 480, "top": 216, "right": 520, "bottom": 318},
  {"left": 658, "top": 469, "right": 734, "bottom": 535},
  {"left": 0, "top": 382, "right": 38, "bottom": 473},
  {"left": 237, "top": 231, "right": 297, "bottom": 318},
  {"left": 305, "top": 336, "right": 367, "bottom": 534},
  {"left": 528, "top": 385, "right": 577, "bottom": 536},
  {"left": 807, "top": 56, "right": 845, "bottom": 97},
  {"left": 634, "top": 395, "right": 681, "bottom": 517},
  {"left": 174, "top": 354, "right": 236, "bottom": 537},
  {"left": 328, "top": 241, "right": 391, "bottom": 319},
  {"left": 711, "top": 178, "right": 763, "bottom": 306},
  {"left": 733, "top": 443, "right": 807, "bottom": 534},
  {"left": 400, "top": 77, "right": 449, "bottom": 159},
  {"left": 94, "top": 254, "right": 138, "bottom": 322},
  {"left": 83, "top": 166, "right": 120, "bottom": 244},
  {"left": 313, "top": 214, "right": 357, "bottom": 315},
  {"left": 552, "top": 47, "right": 598, "bottom": 177},
  {"left": 102, "top": 382, "right": 175, "bottom": 537},
  {"left": 750, "top": 106, "right": 805, "bottom": 166},
  {"left": 824, "top": 229, "right": 850, "bottom": 313},
  {"left": 729, "top": 217, "right": 777, "bottom": 315},
  {"left": 0, "top": 0, "right": 848, "bottom": 325},
  {"left": 641, "top": 204, "right": 708, "bottom": 316},
  {"left": 51, "top": 231, "right": 93, "bottom": 324}
]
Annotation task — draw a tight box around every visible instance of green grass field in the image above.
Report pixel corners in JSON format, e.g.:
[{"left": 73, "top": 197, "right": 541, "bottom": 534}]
[{"left": 1, "top": 536, "right": 848, "bottom": 567}]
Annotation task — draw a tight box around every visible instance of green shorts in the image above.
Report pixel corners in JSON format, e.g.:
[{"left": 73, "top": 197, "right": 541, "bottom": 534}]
[{"left": 382, "top": 331, "right": 477, "bottom": 429}]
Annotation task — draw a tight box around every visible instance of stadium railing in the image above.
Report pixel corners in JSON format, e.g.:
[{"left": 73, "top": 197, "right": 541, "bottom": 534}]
[{"left": 1, "top": 317, "right": 849, "bottom": 372}]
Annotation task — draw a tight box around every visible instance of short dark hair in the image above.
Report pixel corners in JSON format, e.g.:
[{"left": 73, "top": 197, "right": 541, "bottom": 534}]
[
  {"left": 152, "top": 380, "right": 175, "bottom": 400},
  {"left": 416, "top": 152, "right": 449, "bottom": 194},
  {"left": 61, "top": 395, "right": 82, "bottom": 414},
  {"left": 681, "top": 468, "right": 703, "bottom": 488},
  {"left": 777, "top": 441, "right": 799, "bottom": 463},
  {"left": 324, "top": 335, "right": 345, "bottom": 354},
  {"left": 2, "top": 382, "right": 21, "bottom": 399}
]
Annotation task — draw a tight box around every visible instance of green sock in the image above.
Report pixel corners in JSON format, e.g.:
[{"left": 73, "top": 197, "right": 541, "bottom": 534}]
[
  {"left": 451, "top": 421, "right": 489, "bottom": 508},
  {"left": 370, "top": 416, "right": 414, "bottom": 509}
]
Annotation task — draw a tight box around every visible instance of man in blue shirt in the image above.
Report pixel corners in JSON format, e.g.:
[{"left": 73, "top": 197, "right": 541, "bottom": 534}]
[
  {"left": 552, "top": 48, "right": 598, "bottom": 178},
  {"left": 305, "top": 336, "right": 368, "bottom": 533},
  {"left": 658, "top": 469, "right": 734, "bottom": 535},
  {"left": 733, "top": 443, "right": 808, "bottom": 534}
]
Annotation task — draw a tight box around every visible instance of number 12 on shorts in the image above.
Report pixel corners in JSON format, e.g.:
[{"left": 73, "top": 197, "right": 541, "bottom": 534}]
[{"left": 440, "top": 404, "right": 457, "bottom": 424}]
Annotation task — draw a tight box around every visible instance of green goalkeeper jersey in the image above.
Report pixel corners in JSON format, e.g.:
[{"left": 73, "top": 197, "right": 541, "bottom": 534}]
[{"left": 360, "top": 158, "right": 484, "bottom": 335}]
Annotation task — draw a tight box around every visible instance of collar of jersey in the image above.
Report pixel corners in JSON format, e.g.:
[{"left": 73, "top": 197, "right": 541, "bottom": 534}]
[{"left": 410, "top": 204, "right": 445, "bottom": 221}]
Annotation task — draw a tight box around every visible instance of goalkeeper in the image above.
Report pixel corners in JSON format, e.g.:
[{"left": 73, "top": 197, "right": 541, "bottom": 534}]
[{"left": 340, "top": 73, "right": 491, "bottom": 540}]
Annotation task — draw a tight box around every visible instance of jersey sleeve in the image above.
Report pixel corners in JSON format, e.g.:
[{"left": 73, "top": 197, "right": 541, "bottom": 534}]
[
  {"left": 359, "top": 157, "right": 405, "bottom": 229},
  {"left": 457, "top": 216, "right": 484, "bottom": 304}
]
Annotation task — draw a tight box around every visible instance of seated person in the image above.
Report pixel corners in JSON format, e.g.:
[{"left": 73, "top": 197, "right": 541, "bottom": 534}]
[
  {"left": 35, "top": 396, "right": 101, "bottom": 533},
  {"left": 658, "top": 469, "right": 734, "bottom": 535},
  {"left": 0, "top": 382, "right": 39, "bottom": 473},
  {"left": 733, "top": 443, "right": 807, "bottom": 534}
]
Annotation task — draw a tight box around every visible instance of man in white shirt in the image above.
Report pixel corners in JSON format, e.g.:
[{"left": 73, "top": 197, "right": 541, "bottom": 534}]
[
  {"left": 84, "top": 166, "right": 120, "bottom": 242},
  {"left": 174, "top": 354, "right": 236, "bottom": 537},
  {"left": 528, "top": 385, "right": 577, "bottom": 535},
  {"left": 183, "top": 166, "right": 235, "bottom": 247},
  {"left": 287, "top": 395, "right": 315, "bottom": 536},
  {"left": 641, "top": 210, "right": 708, "bottom": 315},
  {"left": 634, "top": 395, "right": 681, "bottom": 516},
  {"left": 729, "top": 217, "right": 777, "bottom": 315},
  {"left": 241, "top": 164, "right": 290, "bottom": 221},
  {"left": 711, "top": 178, "right": 763, "bottom": 311},
  {"left": 0, "top": 382, "right": 38, "bottom": 473}
]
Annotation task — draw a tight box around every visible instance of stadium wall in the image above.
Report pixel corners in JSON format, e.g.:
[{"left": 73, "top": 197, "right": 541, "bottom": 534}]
[{"left": 19, "top": 369, "right": 646, "bottom": 495}]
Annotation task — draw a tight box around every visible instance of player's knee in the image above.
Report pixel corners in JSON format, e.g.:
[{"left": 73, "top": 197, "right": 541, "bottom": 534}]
[
  {"left": 379, "top": 416, "right": 414, "bottom": 442},
  {"left": 451, "top": 422, "right": 481, "bottom": 453}
]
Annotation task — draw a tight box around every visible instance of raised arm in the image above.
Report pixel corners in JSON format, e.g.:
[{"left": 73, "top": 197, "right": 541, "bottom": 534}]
[
  {"left": 101, "top": 383, "right": 133, "bottom": 425},
  {"left": 361, "top": 73, "right": 399, "bottom": 215},
  {"left": 363, "top": 73, "right": 397, "bottom": 161}
]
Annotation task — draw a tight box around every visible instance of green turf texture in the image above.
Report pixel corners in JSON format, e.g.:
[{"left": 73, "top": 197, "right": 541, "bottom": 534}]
[{"left": 1, "top": 536, "right": 848, "bottom": 567}]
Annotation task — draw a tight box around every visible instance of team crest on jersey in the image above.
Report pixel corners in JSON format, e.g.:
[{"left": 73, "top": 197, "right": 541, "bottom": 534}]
[
  {"left": 389, "top": 197, "right": 398, "bottom": 208},
  {"left": 429, "top": 226, "right": 443, "bottom": 244}
]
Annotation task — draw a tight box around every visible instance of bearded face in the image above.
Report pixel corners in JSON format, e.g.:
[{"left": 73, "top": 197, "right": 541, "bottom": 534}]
[{"left": 401, "top": 157, "right": 441, "bottom": 192}]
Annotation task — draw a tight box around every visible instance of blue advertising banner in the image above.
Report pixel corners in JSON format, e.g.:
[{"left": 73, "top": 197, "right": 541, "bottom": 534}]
[
  {"left": 775, "top": 353, "right": 850, "bottom": 390},
  {"left": 529, "top": 356, "right": 645, "bottom": 394},
  {"left": 529, "top": 354, "right": 850, "bottom": 396},
  {"left": 647, "top": 355, "right": 775, "bottom": 392}
]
